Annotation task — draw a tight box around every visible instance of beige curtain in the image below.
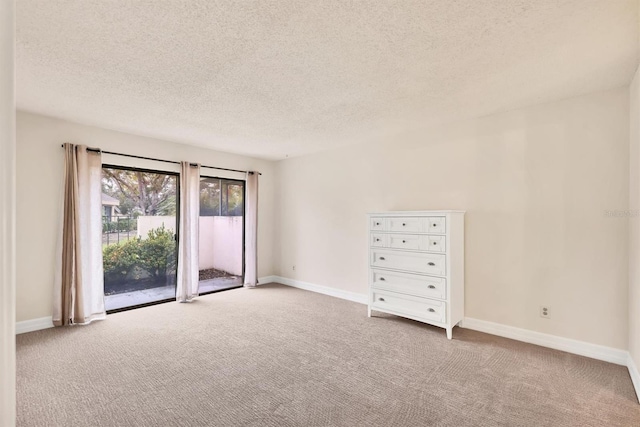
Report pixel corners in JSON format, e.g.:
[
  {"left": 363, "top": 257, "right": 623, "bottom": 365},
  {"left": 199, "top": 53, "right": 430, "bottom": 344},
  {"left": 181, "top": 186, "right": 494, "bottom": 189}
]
[
  {"left": 244, "top": 172, "right": 259, "bottom": 287},
  {"left": 176, "top": 162, "right": 200, "bottom": 302},
  {"left": 53, "top": 144, "right": 105, "bottom": 326}
]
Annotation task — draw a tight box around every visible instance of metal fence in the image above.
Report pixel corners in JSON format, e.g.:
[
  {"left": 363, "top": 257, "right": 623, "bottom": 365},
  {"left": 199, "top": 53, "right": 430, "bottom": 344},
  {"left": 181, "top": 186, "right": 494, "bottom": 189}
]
[{"left": 102, "top": 215, "right": 138, "bottom": 246}]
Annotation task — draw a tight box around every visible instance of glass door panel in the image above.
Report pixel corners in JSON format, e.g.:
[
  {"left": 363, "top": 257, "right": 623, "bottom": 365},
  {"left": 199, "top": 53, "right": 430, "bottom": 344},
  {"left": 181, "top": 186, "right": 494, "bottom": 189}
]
[
  {"left": 198, "top": 177, "right": 245, "bottom": 294},
  {"left": 101, "top": 166, "right": 178, "bottom": 312}
]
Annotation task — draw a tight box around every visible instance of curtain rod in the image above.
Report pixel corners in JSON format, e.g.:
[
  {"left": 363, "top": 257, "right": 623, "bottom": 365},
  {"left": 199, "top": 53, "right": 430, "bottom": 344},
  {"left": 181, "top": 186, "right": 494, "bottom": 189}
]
[{"left": 60, "top": 145, "right": 261, "bottom": 175}]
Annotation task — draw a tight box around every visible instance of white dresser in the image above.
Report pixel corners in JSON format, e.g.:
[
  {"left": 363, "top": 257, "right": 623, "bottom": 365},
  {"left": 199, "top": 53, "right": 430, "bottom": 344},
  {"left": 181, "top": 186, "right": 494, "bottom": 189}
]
[{"left": 367, "top": 211, "right": 465, "bottom": 339}]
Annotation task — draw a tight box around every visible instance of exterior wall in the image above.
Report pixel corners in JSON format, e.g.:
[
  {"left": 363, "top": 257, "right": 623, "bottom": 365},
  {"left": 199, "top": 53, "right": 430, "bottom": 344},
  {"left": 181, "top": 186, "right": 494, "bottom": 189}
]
[
  {"left": 199, "top": 217, "right": 215, "bottom": 270},
  {"left": 211, "top": 216, "right": 243, "bottom": 276},
  {"left": 137, "top": 216, "right": 176, "bottom": 238}
]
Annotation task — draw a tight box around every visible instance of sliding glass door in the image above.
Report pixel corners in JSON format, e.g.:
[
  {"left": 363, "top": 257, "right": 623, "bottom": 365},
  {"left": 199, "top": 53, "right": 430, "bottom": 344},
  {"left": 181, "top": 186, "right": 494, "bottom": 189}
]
[
  {"left": 101, "top": 166, "right": 179, "bottom": 312},
  {"left": 101, "top": 168, "right": 243, "bottom": 311},
  {"left": 198, "top": 177, "right": 245, "bottom": 294}
]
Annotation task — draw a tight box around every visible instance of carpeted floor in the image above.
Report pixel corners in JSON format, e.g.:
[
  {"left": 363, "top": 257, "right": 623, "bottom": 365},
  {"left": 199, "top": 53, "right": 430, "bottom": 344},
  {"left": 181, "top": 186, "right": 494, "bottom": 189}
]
[{"left": 16, "top": 284, "right": 640, "bottom": 426}]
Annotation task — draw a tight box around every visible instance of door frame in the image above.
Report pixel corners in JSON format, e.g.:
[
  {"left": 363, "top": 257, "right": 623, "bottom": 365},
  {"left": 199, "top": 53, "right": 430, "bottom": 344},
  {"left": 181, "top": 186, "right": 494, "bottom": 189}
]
[
  {"left": 198, "top": 175, "right": 246, "bottom": 296},
  {"left": 102, "top": 164, "right": 181, "bottom": 314}
]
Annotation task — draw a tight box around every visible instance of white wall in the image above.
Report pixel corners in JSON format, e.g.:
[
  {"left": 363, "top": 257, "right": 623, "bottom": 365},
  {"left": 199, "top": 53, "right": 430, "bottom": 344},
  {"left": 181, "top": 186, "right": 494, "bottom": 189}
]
[
  {"left": 16, "top": 111, "right": 276, "bottom": 322},
  {"left": 627, "top": 7, "right": 638, "bottom": 374},
  {"left": 137, "top": 216, "right": 176, "bottom": 238},
  {"left": 0, "top": 2, "right": 15, "bottom": 426},
  {"left": 275, "top": 87, "right": 630, "bottom": 350},
  {"left": 211, "top": 216, "right": 243, "bottom": 276}
]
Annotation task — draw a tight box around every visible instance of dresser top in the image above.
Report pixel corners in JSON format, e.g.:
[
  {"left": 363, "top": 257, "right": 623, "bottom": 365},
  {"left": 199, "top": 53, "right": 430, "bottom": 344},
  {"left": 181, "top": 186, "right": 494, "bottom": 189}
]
[{"left": 368, "top": 210, "right": 465, "bottom": 216}]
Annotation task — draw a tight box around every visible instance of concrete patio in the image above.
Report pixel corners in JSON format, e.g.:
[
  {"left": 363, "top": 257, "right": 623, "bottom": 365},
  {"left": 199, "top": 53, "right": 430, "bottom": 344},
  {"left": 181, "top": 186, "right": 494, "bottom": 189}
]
[{"left": 105, "top": 276, "right": 242, "bottom": 311}]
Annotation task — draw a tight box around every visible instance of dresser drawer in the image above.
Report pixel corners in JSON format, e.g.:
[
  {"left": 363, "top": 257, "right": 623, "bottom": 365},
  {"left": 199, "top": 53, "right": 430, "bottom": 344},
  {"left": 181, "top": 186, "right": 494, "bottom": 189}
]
[
  {"left": 427, "top": 235, "right": 446, "bottom": 252},
  {"left": 372, "top": 269, "right": 446, "bottom": 300},
  {"left": 380, "top": 233, "right": 446, "bottom": 253},
  {"left": 372, "top": 290, "right": 446, "bottom": 323},
  {"left": 371, "top": 249, "right": 446, "bottom": 276},
  {"left": 370, "top": 233, "right": 386, "bottom": 247},
  {"left": 386, "top": 217, "right": 424, "bottom": 233},
  {"left": 427, "top": 217, "right": 446, "bottom": 234},
  {"left": 387, "top": 233, "right": 425, "bottom": 251},
  {"left": 370, "top": 217, "right": 385, "bottom": 230}
]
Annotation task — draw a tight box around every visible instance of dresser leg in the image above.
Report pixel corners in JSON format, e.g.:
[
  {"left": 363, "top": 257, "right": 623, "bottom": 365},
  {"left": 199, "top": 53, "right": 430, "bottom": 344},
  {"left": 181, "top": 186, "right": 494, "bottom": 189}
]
[
  {"left": 446, "top": 328, "right": 452, "bottom": 340},
  {"left": 367, "top": 306, "right": 371, "bottom": 317}
]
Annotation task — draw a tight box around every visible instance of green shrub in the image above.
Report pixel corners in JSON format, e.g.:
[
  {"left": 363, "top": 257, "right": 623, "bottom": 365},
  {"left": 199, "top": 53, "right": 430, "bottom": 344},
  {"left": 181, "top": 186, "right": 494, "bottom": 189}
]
[
  {"left": 116, "top": 218, "right": 137, "bottom": 232},
  {"left": 102, "top": 217, "right": 138, "bottom": 233},
  {"left": 102, "top": 238, "right": 142, "bottom": 281},
  {"left": 102, "top": 225, "right": 176, "bottom": 282},
  {"left": 102, "top": 220, "right": 115, "bottom": 234},
  {"left": 139, "top": 226, "right": 177, "bottom": 278}
]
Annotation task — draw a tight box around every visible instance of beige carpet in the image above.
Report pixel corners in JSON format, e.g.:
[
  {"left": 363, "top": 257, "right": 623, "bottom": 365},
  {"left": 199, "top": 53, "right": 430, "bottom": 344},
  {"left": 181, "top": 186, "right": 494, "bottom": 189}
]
[{"left": 16, "top": 284, "right": 640, "bottom": 426}]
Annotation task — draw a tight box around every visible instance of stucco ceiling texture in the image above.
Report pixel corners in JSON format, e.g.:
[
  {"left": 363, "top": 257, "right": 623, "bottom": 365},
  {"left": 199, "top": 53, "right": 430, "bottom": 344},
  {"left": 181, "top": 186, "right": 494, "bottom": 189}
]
[{"left": 17, "top": 0, "right": 640, "bottom": 159}]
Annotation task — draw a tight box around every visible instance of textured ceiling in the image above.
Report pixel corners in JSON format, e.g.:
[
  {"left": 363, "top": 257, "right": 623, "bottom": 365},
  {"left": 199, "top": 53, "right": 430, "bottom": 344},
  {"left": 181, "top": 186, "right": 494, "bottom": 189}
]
[{"left": 17, "top": 0, "right": 639, "bottom": 160}]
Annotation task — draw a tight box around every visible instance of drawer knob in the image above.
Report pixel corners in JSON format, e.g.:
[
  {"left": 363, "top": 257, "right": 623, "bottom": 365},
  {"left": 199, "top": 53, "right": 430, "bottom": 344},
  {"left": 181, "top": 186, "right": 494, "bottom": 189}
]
[
  {"left": 402, "top": 240, "right": 406, "bottom": 243},
  {"left": 428, "top": 285, "right": 436, "bottom": 289},
  {"left": 379, "top": 257, "right": 386, "bottom": 261},
  {"left": 375, "top": 222, "right": 380, "bottom": 226},
  {"left": 376, "top": 238, "right": 380, "bottom": 242},
  {"left": 379, "top": 277, "right": 386, "bottom": 281},
  {"left": 428, "top": 262, "right": 435, "bottom": 266},
  {"left": 433, "top": 242, "right": 437, "bottom": 245},
  {"left": 402, "top": 223, "right": 406, "bottom": 226},
  {"left": 378, "top": 297, "right": 385, "bottom": 302},
  {"left": 427, "top": 308, "right": 435, "bottom": 313},
  {"left": 432, "top": 223, "right": 437, "bottom": 227}
]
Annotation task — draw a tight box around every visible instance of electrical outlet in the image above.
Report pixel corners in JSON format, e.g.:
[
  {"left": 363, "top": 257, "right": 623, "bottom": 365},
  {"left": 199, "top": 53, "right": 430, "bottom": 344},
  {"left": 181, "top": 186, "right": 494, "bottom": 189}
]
[
  {"left": 292, "top": 265, "right": 296, "bottom": 271},
  {"left": 540, "top": 306, "right": 550, "bottom": 319}
]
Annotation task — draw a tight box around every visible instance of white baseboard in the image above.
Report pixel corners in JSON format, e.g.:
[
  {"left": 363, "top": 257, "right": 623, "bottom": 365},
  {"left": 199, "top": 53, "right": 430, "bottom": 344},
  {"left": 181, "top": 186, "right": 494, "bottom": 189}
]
[
  {"left": 15, "top": 316, "right": 53, "bottom": 334},
  {"left": 272, "top": 276, "right": 631, "bottom": 368},
  {"left": 272, "top": 276, "right": 368, "bottom": 304},
  {"left": 460, "top": 317, "right": 628, "bottom": 366},
  {"left": 15, "top": 280, "right": 277, "bottom": 333},
  {"left": 628, "top": 354, "right": 640, "bottom": 403},
  {"left": 258, "top": 275, "right": 278, "bottom": 285}
]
